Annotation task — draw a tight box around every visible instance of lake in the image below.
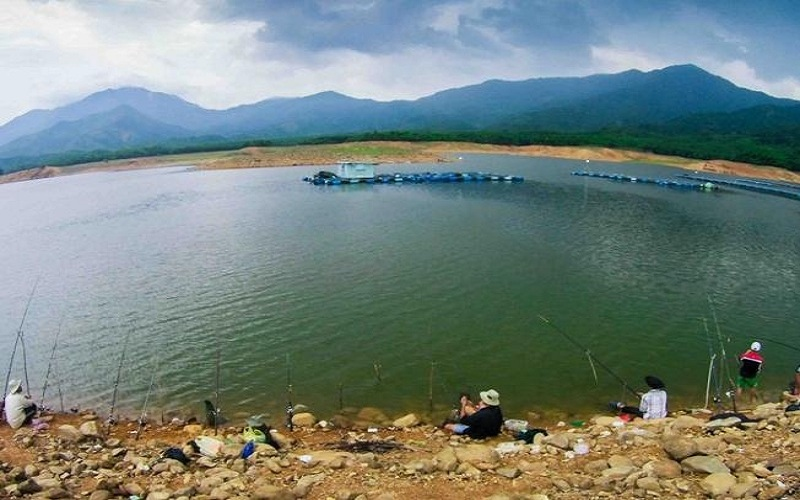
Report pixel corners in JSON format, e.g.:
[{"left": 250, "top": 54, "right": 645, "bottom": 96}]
[{"left": 1, "top": 154, "right": 798, "bottom": 425}]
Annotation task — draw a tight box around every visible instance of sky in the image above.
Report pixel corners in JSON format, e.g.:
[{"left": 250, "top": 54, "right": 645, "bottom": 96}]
[{"left": 1, "top": 0, "right": 799, "bottom": 125}]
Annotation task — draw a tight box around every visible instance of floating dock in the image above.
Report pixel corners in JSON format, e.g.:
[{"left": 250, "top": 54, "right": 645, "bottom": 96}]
[
  {"left": 572, "top": 170, "right": 717, "bottom": 191},
  {"left": 303, "top": 170, "right": 524, "bottom": 185},
  {"left": 676, "top": 173, "right": 800, "bottom": 201}
]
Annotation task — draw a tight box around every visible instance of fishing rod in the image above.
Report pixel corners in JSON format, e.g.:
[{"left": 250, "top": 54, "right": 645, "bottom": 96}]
[
  {"left": 3, "top": 279, "right": 40, "bottom": 409},
  {"left": 136, "top": 352, "right": 160, "bottom": 441},
  {"left": 107, "top": 327, "right": 132, "bottom": 426},
  {"left": 214, "top": 340, "right": 221, "bottom": 435},
  {"left": 708, "top": 296, "right": 737, "bottom": 412},
  {"left": 40, "top": 313, "right": 65, "bottom": 410},
  {"left": 748, "top": 335, "right": 800, "bottom": 353},
  {"left": 285, "top": 353, "right": 294, "bottom": 431},
  {"left": 538, "top": 315, "right": 640, "bottom": 399}
]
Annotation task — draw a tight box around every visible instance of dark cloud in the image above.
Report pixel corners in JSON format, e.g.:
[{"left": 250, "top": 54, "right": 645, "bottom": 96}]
[{"left": 204, "top": 0, "right": 457, "bottom": 53}]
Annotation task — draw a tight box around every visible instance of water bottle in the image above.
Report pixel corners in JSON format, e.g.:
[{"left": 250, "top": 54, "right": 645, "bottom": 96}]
[{"left": 573, "top": 438, "right": 589, "bottom": 455}]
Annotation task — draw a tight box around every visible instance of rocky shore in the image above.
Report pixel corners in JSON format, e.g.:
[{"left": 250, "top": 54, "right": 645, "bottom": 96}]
[{"left": 2, "top": 401, "right": 799, "bottom": 499}]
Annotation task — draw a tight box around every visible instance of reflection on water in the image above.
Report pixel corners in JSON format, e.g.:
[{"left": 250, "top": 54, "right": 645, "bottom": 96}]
[{"left": 0, "top": 156, "right": 798, "bottom": 424}]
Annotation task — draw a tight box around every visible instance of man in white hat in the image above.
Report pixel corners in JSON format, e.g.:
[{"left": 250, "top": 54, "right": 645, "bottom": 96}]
[
  {"left": 4, "top": 379, "right": 37, "bottom": 429},
  {"left": 737, "top": 341, "right": 764, "bottom": 405},
  {"left": 444, "top": 388, "right": 503, "bottom": 439}
]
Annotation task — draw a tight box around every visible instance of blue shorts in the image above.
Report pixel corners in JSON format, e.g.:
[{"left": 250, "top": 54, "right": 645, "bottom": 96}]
[{"left": 451, "top": 423, "right": 470, "bottom": 434}]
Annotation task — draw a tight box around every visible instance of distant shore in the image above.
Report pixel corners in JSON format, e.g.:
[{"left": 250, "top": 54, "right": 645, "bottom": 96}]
[{"left": 3, "top": 141, "right": 800, "bottom": 185}]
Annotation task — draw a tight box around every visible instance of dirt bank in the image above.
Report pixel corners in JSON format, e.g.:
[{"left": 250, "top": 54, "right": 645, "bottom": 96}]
[{"left": 3, "top": 141, "right": 800, "bottom": 185}]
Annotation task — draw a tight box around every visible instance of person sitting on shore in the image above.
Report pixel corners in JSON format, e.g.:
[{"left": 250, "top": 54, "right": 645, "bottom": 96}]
[
  {"left": 4, "top": 379, "right": 37, "bottom": 429},
  {"left": 610, "top": 375, "right": 668, "bottom": 420},
  {"left": 444, "top": 389, "right": 503, "bottom": 439}
]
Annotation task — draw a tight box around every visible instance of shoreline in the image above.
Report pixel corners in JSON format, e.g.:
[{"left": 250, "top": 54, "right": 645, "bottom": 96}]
[
  {"left": 1, "top": 396, "right": 798, "bottom": 499},
  {"left": 3, "top": 141, "right": 800, "bottom": 185}
]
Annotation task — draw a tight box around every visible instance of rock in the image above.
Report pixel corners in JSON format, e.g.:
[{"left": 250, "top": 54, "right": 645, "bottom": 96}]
[
  {"left": 291, "top": 412, "right": 317, "bottom": 428},
  {"left": 681, "top": 455, "right": 730, "bottom": 474},
  {"left": 643, "top": 459, "right": 682, "bottom": 479},
  {"left": 730, "top": 481, "right": 760, "bottom": 498},
  {"left": 453, "top": 444, "right": 499, "bottom": 468},
  {"left": 543, "top": 433, "right": 571, "bottom": 450},
  {"left": 700, "top": 472, "right": 737, "bottom": 496},
  {"left": 307, "top": 450, "right": 353, "bottom": 468},
  {"left": 392, "top": 413, "right": 419, "bottom": 428},
  {"left": 44, "top": 487, "right": 70, "bottom": 498},
  {"left": 607, "top": 455, "right": 634, "bottom": 468},
  {"left": 18, "top": 479, "right": 42, "bottom": 495},
  {"left": 293, "top": 472, "right": 325, "bottom": 497},
  {"left": 356, "top": 407, "right": 390, "bottom": 424},
  {"left": 147, "top": 491, "right": 173, "bottom": 500},
  {"left": 79, "top": 420, "right": 100, "bottom": 437},
  {"left": 635, "top": 476, "right": 661, "bottom": 492},
  {"left": 669, "top": 415, "right": 705, "bottom": 430},
  {"left": 591, "top": 416, "right": 621, "bottom": 427},
  {"left": 183, "top": 424, "right": 203, "bottom": 435},
  {"left": 600, "top": 465, "right": 637, "bottom": 480},
  {"left": 88, "top": 491, "right": 112, "bottom": 500},
  {"left": 56, "top": 425, "right": 83, "bottom": 443},
  {"left": 269, "top": 430, "right": 293, "bottom": 449},
  {"left": 495, "top": 466, "right": 521, "bottom": 479},
  {"left": 584, "top": 459, "right": 609, "bottom": 474},
  {"left": 433, "top": 446, "right": 458, "bottom": 472},
  {"left": 705, "top": 416, "right": 742, "bottom": 428},
  {"left": 662, "top": 436, "right": 698, "bottom": 460}
]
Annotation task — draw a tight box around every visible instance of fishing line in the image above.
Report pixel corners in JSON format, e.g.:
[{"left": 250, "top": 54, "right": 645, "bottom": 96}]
[
  {"left": 40, "top": 313, "right": 65, "bottom": 409},
  {"left": 4, "top": 278, "right": 40, "bottom": 408},
  {"left": 538, "top": 315, "right": 640, "bottom": 399},
  {"left": 708, "top": 295, "right": 737, "bottom": 411},
  {"left": 107, "top": 326, "right": 133, "bottom": 427}
]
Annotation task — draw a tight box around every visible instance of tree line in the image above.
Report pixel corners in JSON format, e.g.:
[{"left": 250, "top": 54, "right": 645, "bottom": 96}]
[{"left": 1, "top": 128, "right": 799, "bottom": 175}]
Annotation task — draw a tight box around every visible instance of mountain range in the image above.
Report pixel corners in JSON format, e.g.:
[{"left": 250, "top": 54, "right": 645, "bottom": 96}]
[{"left": 2, "top": 64, "right": 799, "bottom": 172}]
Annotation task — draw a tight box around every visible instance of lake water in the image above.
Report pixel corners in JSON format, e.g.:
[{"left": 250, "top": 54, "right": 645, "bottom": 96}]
[{"left": 1, "top": 154, "right": 798, "bottom": 425}]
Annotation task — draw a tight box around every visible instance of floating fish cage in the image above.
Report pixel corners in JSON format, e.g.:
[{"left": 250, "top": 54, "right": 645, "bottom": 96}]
[
  {"left": 572, "top": 170, "right": 717, "bottom": 191},
  {"left": 677, "top": 173, "right": 800, "bottom": 201},
  {"left": 303, "top": 170, "right": 524, "bottom": 186}
]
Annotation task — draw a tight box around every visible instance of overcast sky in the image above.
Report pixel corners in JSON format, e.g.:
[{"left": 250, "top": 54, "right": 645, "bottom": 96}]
[{"left": 1, "top": 0, "right": 799, "bottom": 125}]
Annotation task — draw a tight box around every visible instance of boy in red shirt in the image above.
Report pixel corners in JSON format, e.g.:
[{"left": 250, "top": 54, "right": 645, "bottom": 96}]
[{"left": 737, "top": 341, "right": 764, "bottom": 405}]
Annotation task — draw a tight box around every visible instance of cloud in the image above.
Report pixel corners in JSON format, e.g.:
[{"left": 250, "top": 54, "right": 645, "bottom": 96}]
[{"left": 0, "top": 0, "right": 798, "bottom": 125}]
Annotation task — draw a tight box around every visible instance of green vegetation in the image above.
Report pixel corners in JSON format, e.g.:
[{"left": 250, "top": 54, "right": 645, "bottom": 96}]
[{"left": 2, "top": 128, "right": 799, "bottom": 174}]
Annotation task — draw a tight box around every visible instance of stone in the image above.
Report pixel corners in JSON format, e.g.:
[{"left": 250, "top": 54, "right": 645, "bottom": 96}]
[
  {"left": 433, "top": 446, "right": 458, "bottom": 472},
  {"left": 495, "top": 467, "right": 521, "bottom": 479},
  {"left": 700, "top": 472, "right": 737, "bottom": 496},
  {"left": 607, "top": 455, "right": 634, "bottom": 468},
  {"left": 662, "top": 436, "right": 698, "bottom": 460},
  {"left": 705, "top": 416, "right": 742, "bottom": 428},
  {"left": 543, "top": 433, "right": 571, "bottom": 450},
  {"left": 584, "top": 459, "right": 609, "bottom": 474},
  {"left": 56, "top": 425, "right": 83, "bottom": 443},
  {"left": 291, "top": 412, "right": 317, "bottom": 428},
  {"left": 356, "top": 407, "right": 390, "bottom": 424},
  {"left": 635, "top": 476, "right": 661, "bottom": 492},
  {"left": 643, "top": 459, "right": 682, "bottom": 479},
  {"left": 681, "top": 455, "right": 730, "bottom": 474},
  {"left": 453, "top": 444, "right": 499, "bottom": 467},
  {"left": 392, "top": 413, "right": 419, "bottom": 428},
  {"left": 669, "top": 415, "right": 705, "bottom": 430},
  {"left": 729, "top": 481, "right": 760, "bottom": 498},
  {"left": 88, "top": 491, "right": 112, "bottom": 500},
  {"left": 79, "top": 420, "right": 100, "bottom": 437},
  {"left": 269, "top": 430, "right": 293, "bottom": 449},
  {"left": 293, "top": 473, "right": 325, "bottom": 498},
  {"left": 601, "top": 465, "right": 637, "bottom": 480}
]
